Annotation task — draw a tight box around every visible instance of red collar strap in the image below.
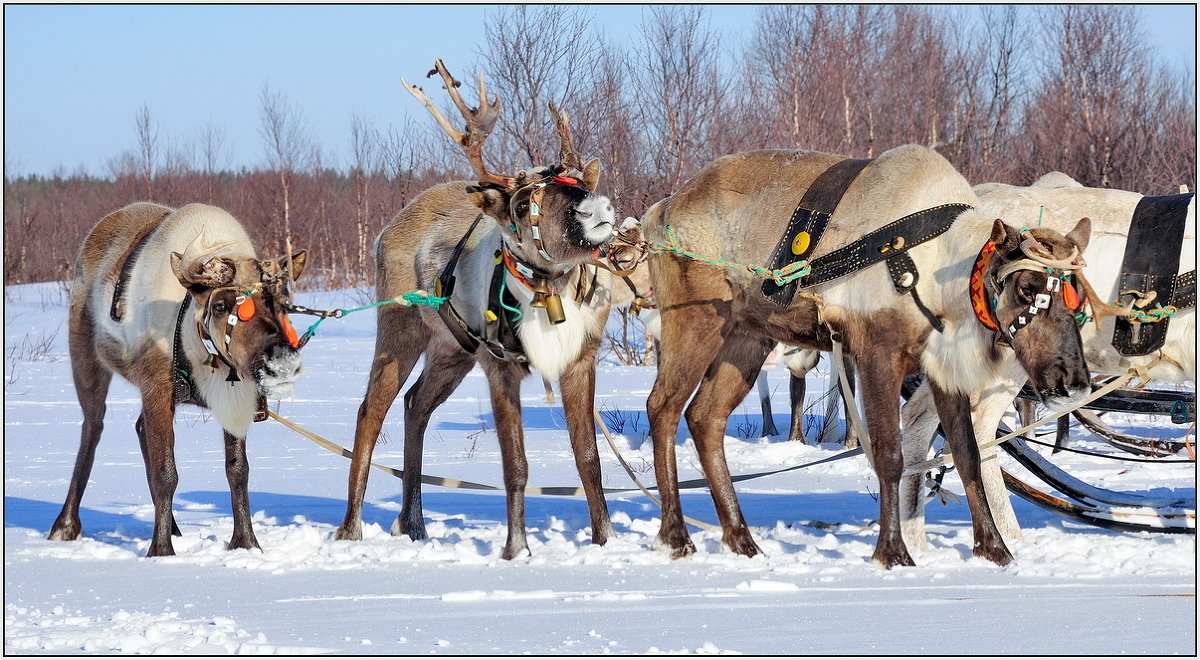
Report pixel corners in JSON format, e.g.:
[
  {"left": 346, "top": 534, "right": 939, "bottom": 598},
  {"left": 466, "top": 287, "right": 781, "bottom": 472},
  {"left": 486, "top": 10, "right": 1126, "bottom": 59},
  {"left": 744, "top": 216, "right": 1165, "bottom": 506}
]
[
  {"left": 502, "top": 247, "right": 563, "bottom": 295},
  {"left": 969, "top": 240, "right": 1001, "bottom": 332},
  {"left": 970, "top": 239, "right": 1089, "bottom": 339}
]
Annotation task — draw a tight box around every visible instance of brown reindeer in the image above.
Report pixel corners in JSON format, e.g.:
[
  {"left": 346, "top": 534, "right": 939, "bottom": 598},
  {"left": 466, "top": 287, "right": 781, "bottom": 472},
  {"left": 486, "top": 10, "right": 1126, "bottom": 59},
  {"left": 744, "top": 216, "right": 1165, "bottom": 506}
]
[
  {"left": 48, "top": 202, "right": 308, "bottom": 557},
  {"left": 641, "top": 146, "right": 1093, "bottom": 568},
  {"left": 333, "top": 60, "right": 634, "bottom": 559}
]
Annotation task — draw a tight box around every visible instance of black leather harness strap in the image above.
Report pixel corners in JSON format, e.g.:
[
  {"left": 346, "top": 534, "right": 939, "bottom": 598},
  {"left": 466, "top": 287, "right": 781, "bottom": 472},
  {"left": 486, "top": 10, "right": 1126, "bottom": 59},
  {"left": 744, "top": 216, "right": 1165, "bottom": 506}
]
[
  {"left": 110, "top": 219, "right": 164, "bottom": 321},
  {"left": 803, "top": 203, "right": 971, "bottom": 289},
  {"left": 762, "top": 158, "right": 873, "bottom": 306},
  {"left": 1112, "top": 192, "right": 1194, "bottom": 356},
  {"left": 434, "top": 214, "right": 530, "bottom": 363},
  {"left": 1171, "top": 269, "right": 1196, "bottom": 311}
]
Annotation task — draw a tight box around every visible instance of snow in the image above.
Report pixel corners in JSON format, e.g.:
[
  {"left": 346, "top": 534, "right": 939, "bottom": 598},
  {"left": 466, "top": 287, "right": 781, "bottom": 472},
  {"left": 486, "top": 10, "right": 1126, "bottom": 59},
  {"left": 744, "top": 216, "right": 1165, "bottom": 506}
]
[{"left": 4, "top": 283, "right": 1196, "bottom": 655}]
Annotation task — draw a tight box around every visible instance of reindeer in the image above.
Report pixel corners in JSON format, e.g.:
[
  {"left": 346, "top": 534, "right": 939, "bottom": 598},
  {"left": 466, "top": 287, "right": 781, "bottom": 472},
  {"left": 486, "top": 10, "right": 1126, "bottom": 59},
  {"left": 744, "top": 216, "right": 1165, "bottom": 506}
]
[
  {"left": 641, "top": 145, "right": 1094, "bottom": 568},
  {"left": 48, "top": 202, "right": 307, "bottom": 557},
  {"left": 899, "top": 174, "right": 1196, "bottom": 550},
  {"left": 333, "top": 60, "right": 637, "bottom": 560}
]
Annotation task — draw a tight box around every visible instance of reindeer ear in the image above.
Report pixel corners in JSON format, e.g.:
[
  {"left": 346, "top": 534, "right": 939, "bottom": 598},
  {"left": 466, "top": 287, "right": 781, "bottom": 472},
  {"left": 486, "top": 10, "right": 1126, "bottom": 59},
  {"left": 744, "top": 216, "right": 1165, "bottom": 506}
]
[
  {"left": 990, "top": 219, "right": 1019, "bottom": 251},
  {"left": 170, "top": 252, "right": 191, "bottom": 289},
  {"left": 172, "top": 251, "right": 234, "bottom": 289},
  {"left": 1064, "top": 217, "right": 1091, "bottom": 254},
  {"left": 581, "top": 158, "right": 601, "bottom": 191},
  {"left": 466, "top": 184, "right": 509, "bottom": 220},
  {"left": 287, "top": 249, "right": 308, "bottom": 281}
]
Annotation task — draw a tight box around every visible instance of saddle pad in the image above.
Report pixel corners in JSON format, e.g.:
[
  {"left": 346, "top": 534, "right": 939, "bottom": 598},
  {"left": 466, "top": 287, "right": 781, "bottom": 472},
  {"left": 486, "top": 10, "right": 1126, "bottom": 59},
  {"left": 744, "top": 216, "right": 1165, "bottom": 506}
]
[
  {"left": 1112, "top": 192, "right": 1194, "bottom": 356},
  {"left": 761, "top": 158, "right": 872, "bottom": 306}
]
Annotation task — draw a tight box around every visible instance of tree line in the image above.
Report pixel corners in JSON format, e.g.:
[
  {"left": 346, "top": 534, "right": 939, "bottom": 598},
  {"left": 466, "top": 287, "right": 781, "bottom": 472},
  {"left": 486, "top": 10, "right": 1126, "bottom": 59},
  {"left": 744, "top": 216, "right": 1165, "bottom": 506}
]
[{"left": 5, "top": 5, "right": 1194, "bottom": 287}]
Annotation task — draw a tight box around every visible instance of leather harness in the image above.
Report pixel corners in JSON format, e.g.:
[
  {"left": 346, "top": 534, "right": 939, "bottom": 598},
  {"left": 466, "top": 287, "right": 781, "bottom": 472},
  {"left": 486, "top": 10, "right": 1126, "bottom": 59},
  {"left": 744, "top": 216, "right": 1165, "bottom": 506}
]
[
  {"left": 1112, "top": 192, "right": 1196, "bottom": 356},
  {"left": 761, "top": 158, "right": 966, "bottom": 331}
]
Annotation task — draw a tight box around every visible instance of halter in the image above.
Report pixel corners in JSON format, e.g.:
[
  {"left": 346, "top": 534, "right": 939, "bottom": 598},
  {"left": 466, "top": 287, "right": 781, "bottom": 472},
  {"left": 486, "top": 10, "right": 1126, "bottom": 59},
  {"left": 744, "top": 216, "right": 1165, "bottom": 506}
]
[
  {"left": 196, "top": 281, "right": 300, "bottom": 381},
  {"left": 970, "top": 232, "right": 1087, "bottom": 345},
  {"left": 505, "top": 173, "right": 589, "bottom": 265}
]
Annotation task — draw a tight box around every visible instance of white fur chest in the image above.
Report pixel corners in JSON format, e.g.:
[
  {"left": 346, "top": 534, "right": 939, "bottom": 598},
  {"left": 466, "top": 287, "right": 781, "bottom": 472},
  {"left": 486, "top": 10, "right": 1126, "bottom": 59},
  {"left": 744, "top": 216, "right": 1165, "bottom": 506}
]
[{"left": 507, "top": 274, "right": 599, "bottom": 382}]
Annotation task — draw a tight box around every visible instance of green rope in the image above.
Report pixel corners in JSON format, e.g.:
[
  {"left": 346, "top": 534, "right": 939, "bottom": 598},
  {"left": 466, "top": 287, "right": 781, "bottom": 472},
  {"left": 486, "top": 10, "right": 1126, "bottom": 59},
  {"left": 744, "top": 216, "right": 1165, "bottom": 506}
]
[
  {"left": 497, "top": 275, "right": 523, "bottom": 322},
  {"left": 653, "top": 225, "right": 811, "bottom": 285},
  {"left": 1126, "top": 303, "right": 1178, "bottom": 324},
  {"left": 298, "top": 290, "right": 449, "bottom": 344}
]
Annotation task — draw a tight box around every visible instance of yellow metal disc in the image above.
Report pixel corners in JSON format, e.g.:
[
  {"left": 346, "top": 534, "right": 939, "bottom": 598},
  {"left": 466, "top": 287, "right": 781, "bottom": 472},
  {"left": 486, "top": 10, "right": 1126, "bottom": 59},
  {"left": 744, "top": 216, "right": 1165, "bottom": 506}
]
[{"left": 791, "top": 231, "right": 811, "bottom": 255}]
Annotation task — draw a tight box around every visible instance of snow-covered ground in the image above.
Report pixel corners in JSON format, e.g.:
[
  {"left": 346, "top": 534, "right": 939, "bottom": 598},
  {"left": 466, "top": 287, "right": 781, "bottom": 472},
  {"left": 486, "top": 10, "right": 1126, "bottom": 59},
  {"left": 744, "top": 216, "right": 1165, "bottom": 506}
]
[{"left": 4, "top": 284, "right": 1195, "bottom": 655}]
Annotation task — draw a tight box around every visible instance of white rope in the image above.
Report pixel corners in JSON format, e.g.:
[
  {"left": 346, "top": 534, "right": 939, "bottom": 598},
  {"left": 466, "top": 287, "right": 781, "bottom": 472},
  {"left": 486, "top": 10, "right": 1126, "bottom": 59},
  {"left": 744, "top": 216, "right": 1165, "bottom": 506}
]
[
  {"left": 902, "top": 368, "right": 1138, "bottom": 477},
  {"left": 832, "top": 338, "right": 873, "bottom": 469}
]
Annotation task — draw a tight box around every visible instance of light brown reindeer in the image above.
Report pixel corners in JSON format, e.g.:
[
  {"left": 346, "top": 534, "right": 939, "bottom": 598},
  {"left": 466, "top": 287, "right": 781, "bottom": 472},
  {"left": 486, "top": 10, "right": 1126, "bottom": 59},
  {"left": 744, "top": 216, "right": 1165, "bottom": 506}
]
[
  {"left": 333, "top": 60, "right": 637, "bottom": 559},
  {"left": 641, "top": 146, "right": 1093, "bottom": 568},
  {"left": 49, "top": 202, "right": 308, "bottom": 556}
]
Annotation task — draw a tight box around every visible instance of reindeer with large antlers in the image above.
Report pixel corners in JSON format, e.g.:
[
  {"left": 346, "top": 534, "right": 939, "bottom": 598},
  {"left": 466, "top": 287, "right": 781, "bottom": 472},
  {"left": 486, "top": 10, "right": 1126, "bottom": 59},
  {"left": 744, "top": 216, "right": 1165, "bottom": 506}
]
[{"left": 333, "top": 60, "right": 641, "bottom": 559}]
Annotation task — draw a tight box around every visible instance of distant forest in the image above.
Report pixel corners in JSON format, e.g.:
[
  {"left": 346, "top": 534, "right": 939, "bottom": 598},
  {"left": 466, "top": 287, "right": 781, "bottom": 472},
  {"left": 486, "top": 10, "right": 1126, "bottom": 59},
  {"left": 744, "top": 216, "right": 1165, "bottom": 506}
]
[{"left": 5, "top": 5, "right": 1194, "bottom": 287}]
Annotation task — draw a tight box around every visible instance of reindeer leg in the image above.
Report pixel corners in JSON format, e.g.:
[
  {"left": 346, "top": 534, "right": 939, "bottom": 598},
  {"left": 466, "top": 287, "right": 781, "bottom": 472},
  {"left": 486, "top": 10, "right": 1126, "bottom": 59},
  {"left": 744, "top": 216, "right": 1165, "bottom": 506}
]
[
  {"left": 852, "top": 344, "right": 914, "bottom": 568},
  {"left": 483, "top": 359, "right": 531, "bottom": 560},
  {"left": 557, "top": 340, "right": 614, "bottom": 546},
  {"left": 137, "top": 390, "right": 179, "bottom": 557},
  {"left": 395, "top": 347, "right": 474, "bottom": 541},
  {"left": 899, "top": 380, "right": 939, "bottom": 552},
  {"left": 840, "top": 357, "right": 860, "bottom": 449},
  {"left": 224, "top": 430, "right": 260, "bottom": 551},
  {"left": 787, "top": 372, "right": 808, "bottom": 443},
  {"left": 929, "top": 380, "right": 1013, "bottom": 565},
  {"left": 646, "top": 311, "right": 725, "bottom": 558},
  {"left": 335, "top": 306, "right": 427, "bottom": 541},
  {"left": 49, "top": 311, "right": 113, "bottom": 542},
  {"left": 684, "top": 332, "right": 774, "bottom": 557},
  {"left": 135, "top": 419, "right": 181, "bottom": 537}
]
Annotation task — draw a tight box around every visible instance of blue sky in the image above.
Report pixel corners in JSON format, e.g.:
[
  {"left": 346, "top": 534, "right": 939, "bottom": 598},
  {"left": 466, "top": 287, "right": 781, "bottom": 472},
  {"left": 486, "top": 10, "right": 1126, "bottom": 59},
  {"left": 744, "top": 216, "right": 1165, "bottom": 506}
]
[{"left": 4, "top": 4, "right": 1195, "bottom": 178}]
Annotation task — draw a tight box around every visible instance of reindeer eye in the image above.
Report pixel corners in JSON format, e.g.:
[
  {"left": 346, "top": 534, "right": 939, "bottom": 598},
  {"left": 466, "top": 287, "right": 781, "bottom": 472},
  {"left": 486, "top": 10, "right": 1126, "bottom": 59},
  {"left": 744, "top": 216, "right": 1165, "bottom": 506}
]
[
  {"left": 1018, "top": 284, "right": 1037, "bottom": 302},
  {"left": 212, "top": 301, "right": 230, "bottom": 314},
  {"left": 516, "top": 203, "right": 529, "bottom": 216}
]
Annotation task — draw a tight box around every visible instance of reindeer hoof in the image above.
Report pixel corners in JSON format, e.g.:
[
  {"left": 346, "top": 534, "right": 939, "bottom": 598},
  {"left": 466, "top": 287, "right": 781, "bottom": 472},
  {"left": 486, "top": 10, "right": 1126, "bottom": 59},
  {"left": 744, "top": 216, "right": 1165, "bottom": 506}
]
[
  {"left": 47, "top": 520, "right": 82, "bottom": 542},
  {"left": 974, "top": 541, "right": 1014, "bottom": 566},
  {"left": 501, "top": 543, "right": 530, "bottom": 561},
  {"left": 333, "top": 523, "right": 362, "bottom": 541},
  {"left": 872, "top": 548, "right": 916, "bottom": 569},
  {"left": 392, "top": 515, "right": 427, "bottom": 541},
  {"left": 146, "top": 542, "right": 176, "bottom": 558},
  {"left": 227, "top": 533, "right": 262, "bottom": 552},
  {"left": 656, "top": 532, "right": 696, "bottom": 558},
  {"left": 592, "top": 520, "right": 616, "bottom": 546},
  {"left": 724, "top": 531, "right": 762, "bottom": 558}
]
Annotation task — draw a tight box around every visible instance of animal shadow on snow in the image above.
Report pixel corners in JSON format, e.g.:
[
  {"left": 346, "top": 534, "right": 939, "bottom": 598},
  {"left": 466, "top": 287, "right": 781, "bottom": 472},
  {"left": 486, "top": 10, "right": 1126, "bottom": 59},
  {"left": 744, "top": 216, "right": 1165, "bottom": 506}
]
[{"left": 8, "top": 481, "right": 1133, "bottom": 556}]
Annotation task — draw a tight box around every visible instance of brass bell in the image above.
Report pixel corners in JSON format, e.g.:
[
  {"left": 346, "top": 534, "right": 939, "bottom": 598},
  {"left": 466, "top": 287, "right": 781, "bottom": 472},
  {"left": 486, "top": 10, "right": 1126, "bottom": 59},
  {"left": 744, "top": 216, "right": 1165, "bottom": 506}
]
[{"left": 543, "top": 293, "right": 565, "bottom": 325}]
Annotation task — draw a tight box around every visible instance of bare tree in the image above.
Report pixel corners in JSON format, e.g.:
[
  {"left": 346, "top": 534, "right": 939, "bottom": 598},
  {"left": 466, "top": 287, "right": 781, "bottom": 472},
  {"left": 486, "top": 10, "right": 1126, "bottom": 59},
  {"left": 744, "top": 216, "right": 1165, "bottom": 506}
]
[
  {"left": 258, "top": 83, "right": 310, "bottom": 271},
  {"left": 1022, "top": 6, "right": 1151, "bottom": 188},
  {"left": 630, "top": 5, "right": 724, "bottom": 200},
  {"left": 477, "top": 5, "right": 601, "bottom": 170},
  {"left": 135, "top": 103, "right": 158, "bottom": 200},
  {"left": 348, "top": 113, "right": 379, "bottom": 285},
  {"left": 199, "top": 122, "right": 228, "bottom": 203}
]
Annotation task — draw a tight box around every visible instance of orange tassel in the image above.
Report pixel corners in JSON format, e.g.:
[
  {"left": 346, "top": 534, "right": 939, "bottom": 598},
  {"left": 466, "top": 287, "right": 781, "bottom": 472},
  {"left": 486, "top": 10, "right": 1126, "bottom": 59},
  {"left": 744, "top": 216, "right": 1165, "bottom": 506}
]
[
  {"left": 282, "top": 314, "right": 300, "bottom": 348},
  {"left": 1063, "top": 282, "right": 1080, "bottom": 310},
  {"left": 237, "top": 297, "right": 256, "bottom": 321}
]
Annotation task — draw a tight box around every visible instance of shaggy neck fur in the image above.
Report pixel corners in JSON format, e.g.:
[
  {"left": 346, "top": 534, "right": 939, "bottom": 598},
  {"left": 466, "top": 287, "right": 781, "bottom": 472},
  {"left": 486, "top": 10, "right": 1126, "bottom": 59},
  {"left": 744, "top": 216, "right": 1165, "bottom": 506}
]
[
  {"left": 505, "top": 267, "right": 605, "bottom": 382},
  {"left": 917, "top": 208, "right": 1011, "bottom": 395}
]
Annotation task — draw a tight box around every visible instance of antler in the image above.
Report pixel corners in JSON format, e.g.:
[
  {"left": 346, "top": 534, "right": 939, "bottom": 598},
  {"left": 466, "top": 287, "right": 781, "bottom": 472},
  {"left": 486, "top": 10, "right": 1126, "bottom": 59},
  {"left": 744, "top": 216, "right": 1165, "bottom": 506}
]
[
  {"left": 547, "top": 101, "right": 585, "bottom": 172},
  {"left": 402, "top": 58, "right": 513, "bottom": 188}
]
